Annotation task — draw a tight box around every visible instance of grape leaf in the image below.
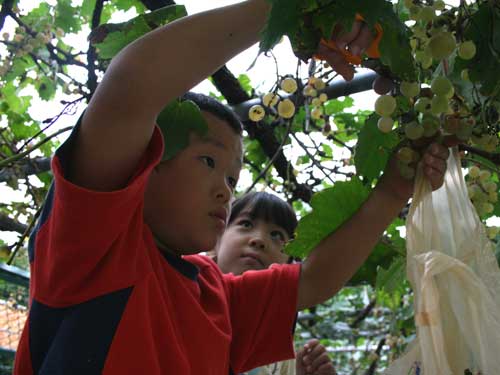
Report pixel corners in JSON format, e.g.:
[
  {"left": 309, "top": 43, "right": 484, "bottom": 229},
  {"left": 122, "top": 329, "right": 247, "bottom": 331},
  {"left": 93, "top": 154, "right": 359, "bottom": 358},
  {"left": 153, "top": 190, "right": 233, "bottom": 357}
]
[
  {"left": 375, "top": 256, "right": 407, "bottom": 294},
  {"left": 349, "top": 242, "right": 396, "bottom": 286},
  {"left": 260, "top": 0, "right": 302, "bottom": 52},
  {"left": 261, "top": 0, "right": 416, "bottom": 80},
  {"left": 55, "top": 0, "right": 81, "bottom": 33},
  {"left": 156, "top": 100, "right": 208, "bottom": 161},
  {"left": 285, "top": 178, "right": 370, "bottom": 258},
  {"left": 355, "top": 113, "right": 399, "bottom": 183},
  {"left": 91, "top": 5, "right": 187, "bottom": 60}
]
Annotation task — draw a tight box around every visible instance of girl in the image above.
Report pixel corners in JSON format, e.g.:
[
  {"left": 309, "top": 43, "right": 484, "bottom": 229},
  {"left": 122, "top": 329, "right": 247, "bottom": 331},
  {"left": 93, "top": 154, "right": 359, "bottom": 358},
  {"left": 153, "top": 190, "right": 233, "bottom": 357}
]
[{"left": 215, "top": 192, "right": 335, "bottom": 375}]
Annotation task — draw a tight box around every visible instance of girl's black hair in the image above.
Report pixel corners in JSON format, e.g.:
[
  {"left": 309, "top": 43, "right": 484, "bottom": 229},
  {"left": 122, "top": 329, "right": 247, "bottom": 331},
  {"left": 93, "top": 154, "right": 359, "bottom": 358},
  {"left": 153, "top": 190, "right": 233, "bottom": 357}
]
[{"left": 229, "top": 192, "right": 298, "bottom": 239}]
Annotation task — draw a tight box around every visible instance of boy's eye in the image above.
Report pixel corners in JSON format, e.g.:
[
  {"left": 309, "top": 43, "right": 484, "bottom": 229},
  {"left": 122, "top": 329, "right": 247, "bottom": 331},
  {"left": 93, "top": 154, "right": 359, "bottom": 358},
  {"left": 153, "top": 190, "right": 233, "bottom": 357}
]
[{"left": 200, "top": 156, "right": 215, "bottom": 168}]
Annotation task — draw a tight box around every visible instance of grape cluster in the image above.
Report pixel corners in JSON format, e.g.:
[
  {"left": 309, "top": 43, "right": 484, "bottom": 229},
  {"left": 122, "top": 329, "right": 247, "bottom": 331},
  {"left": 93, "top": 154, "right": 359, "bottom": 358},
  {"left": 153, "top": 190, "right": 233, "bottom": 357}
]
[
  {"left": 369, "top": 0, "right": 499, "bottom": 180},
  {"left": 1, "top": 24, "right": 59, "bottom": 77},
  {"left": 466, "top": 166, "right": 498, "bottom": 218},
  {"left": 248, "top": 76, "right": 328, "bottom": 123},
  {"left": 248, "top": 76, "right": 298, "bottom": 122}
]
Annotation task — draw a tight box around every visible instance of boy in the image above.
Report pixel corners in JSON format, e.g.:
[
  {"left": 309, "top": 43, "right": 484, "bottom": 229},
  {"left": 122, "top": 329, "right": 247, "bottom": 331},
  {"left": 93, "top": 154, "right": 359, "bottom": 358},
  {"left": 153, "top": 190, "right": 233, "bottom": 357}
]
[{"left": 14, "top": 1, "right": 451, "bottom": 374}]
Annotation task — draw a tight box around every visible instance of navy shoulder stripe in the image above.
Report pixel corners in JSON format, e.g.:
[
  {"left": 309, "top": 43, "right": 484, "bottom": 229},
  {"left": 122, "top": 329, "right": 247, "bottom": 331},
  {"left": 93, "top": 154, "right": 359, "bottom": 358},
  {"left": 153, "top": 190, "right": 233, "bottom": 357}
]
[{"left": 29, "top": 286, "right": 133, "bottom": 375}]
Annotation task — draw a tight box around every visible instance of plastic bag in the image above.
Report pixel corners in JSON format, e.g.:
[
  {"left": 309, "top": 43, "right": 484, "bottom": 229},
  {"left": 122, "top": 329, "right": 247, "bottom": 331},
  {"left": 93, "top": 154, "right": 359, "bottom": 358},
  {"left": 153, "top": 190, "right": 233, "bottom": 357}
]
[{"left": 385, "top": 148, "right": 500, "bottom": 375}]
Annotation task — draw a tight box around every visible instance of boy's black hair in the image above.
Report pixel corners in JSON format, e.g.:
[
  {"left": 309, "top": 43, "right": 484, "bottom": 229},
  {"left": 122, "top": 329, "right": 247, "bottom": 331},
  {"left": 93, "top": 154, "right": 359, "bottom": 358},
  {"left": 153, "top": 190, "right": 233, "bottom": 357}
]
[
  {"left": 229, "top": 192, "right": 298, "bottom": 239},
  {"left": 181, "top": 92, "right": 243, "bottom": 135}
]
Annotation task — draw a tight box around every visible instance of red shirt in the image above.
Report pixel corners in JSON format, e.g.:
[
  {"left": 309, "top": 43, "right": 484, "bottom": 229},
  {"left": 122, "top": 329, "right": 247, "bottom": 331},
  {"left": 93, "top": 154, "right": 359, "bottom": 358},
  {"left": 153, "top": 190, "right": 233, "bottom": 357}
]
[{"left": 14, "top": 125, "right": 300, "bottom": 374}]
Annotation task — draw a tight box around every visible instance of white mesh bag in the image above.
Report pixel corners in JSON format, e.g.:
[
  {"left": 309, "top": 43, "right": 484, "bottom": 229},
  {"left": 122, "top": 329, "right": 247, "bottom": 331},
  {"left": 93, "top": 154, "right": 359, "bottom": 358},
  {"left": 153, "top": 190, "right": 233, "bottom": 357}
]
[{"left": 385, "top": 148, "right": 500, "bottom": 375}]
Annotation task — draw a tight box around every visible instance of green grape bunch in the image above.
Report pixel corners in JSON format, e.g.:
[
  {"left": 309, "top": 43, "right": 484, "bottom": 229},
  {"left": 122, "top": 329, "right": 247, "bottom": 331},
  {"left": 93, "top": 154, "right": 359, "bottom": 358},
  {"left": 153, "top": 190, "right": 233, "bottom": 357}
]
[{"left": 466, "top": 166, "right": 498, "bottom": 218}]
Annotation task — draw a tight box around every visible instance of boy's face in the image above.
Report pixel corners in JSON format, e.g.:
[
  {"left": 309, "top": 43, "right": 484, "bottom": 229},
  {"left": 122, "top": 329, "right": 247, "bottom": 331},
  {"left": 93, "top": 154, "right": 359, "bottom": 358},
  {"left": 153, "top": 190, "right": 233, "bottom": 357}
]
[
  {"left": 216, "top": 212, "right": 290, "bottom": 276},
  {"left": 144, "top": 111, "right": 243, "bottom": 255}
]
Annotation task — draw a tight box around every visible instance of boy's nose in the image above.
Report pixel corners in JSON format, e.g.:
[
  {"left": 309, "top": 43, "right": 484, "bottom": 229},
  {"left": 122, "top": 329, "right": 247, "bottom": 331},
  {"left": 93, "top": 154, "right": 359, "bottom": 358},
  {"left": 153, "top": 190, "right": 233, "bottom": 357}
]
[{"left": 215, "top": 182, "right": 231, "bottom": 203}]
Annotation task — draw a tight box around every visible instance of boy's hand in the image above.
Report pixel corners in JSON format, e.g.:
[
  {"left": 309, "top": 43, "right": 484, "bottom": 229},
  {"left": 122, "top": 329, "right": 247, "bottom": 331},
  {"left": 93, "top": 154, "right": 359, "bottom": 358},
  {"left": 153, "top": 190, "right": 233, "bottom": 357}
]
[
  {"left": 296, "top": 339, "right": 336, "bottom": 375},
  {"left": 316, "top": 20, "right": 375, "bottom": 81},
  {"left": 378, "top": 137, "right": 460, "bottom": 203}
]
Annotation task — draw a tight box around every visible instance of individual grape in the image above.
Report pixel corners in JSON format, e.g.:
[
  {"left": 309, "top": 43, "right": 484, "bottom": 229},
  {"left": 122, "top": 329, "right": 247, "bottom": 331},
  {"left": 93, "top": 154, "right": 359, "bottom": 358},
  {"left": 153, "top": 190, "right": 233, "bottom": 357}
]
[
  {"left": 461, "top": 69, "right": 470, "bottom": 81},
  {"left": 311, "top": 107, "right": 323, "bottom": 120},
  {"left": 421, "top": 114, "right": 440, "bottom": 137},
  {"left": 431, "top": 95, "right": 449, "bottom": 115},
  {"left": 248, "top": 105, "right": 265, "bottom": 122},
  {"left": 377, "top": 116, "right": 394, "bottom": 133},
  {"left": 281, "top": 77, "right": 298, "bottom": 94},
  {"left": 483, "top": 181, "right": 497, "bottom": 193},
  {"left": 311, "top": 98, "right": 322, "bottom": 107},
  {"left": 481, "top": 202, "right": 494, "bottom": 215},
  {"left": 489, "top": 191, "right": 498, "bottom": 203},
  {"left": 479, "top": 170, "right": 492, "bottom": 182},
  {"left": 467, "top": 184, "right": 479, "bottom": 199},
  {"left": 484, "top": 136, "right": 499, "bottom": 152},
  {"left": 469, "top": 165, "right": 480, "bottom": 178},
  {"left": 397, "top": 147, "right": 415, "bottom": 164},
  {"left": 405, "top": 121, "right": 424, "bottom": 140},
  {"left": 262, "top": 92, "right": 279, "bottom": 107},
  {"left": 458, "top": 41, "right": 476, "bottom": 60},
  {"left": 431, "top": 76, "right": 454, "bottom": 98},
  {"left": 374, "top": 95, "right": 397, "bottom": 116},
  {"left": 415, "top": 50, "right": 433, "bottom": 69},
  {"left": 278, "top": 99, "right": 296, "bottom": 119},
  {"left": 415, "top": 97, "right": 431, "bottom": 113},
  {"left": 372, "top": 76, "right": 394, "bottom": 95},
  {"left": 303, "top": 85, "right": 317, "bottom": 97},
  {"left": 404, "top": 0, "right": 414, "bottom": 8},
  {"left": 319, "top": 93, "right": 328, "bottom": 103},
  {"left": 418, "top": 7, "right": 436, "bottom": 23},
  {"left": 2, "top": 32, "right": 9, "bottom": 40},
  {"left": 474, "top": 189, "right": 488, "bottom": 203},
  {"left": 400, "top": 81, "right": 420, "bottom": 98},
  {"left": 487, "top": 226, "right": 499, "bottom": 239},
  {"left": 313, "top": 78, "right": 326, "bottom": 90},
  {"left": 428, "top": 32, "right": 456, "bottom": 60}
]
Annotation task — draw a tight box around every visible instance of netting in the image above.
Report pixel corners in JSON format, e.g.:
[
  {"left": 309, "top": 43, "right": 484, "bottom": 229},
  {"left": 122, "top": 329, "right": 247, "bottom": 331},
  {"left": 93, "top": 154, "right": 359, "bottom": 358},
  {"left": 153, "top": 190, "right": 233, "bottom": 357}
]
[{"left": 0, "top": 266, "right": 29, "bottom": 374}]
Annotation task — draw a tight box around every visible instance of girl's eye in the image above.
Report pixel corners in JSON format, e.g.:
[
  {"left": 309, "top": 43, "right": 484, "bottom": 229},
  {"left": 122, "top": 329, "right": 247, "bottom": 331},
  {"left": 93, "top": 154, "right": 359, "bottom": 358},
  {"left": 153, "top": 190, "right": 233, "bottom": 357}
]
[
  {"left": 238, "top": 219, "right": 252, "bottom": 228},
  {"left": 271, "top": 230, "right": 286, "bottom": 242},
  {"left": 227, "top": 177, "right": 237, "bottom": 189},
  {"left": 200, "top": 156, "right": 215, "bottom": 169}
]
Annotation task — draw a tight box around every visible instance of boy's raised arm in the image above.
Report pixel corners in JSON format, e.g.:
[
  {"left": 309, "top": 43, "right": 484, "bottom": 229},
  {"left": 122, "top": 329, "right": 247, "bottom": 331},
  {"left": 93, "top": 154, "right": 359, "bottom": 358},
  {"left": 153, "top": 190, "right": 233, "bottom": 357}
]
[
  {"left": 297, "top": 144, "right": 452, "bottom": 310},
  {"left": 71, "top": 0, "right": 270, "bottom": 191}
]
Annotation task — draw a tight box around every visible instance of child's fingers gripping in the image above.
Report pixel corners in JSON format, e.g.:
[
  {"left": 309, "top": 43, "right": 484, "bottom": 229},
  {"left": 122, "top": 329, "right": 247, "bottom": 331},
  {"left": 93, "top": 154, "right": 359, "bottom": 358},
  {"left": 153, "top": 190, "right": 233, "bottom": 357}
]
[
  {"left": 347, "top": 23, "right": 375, "bottom": 57},
  {"left": 303, "top": 342, "right": 329, "bottom": 373},
  {"left": 308, "top": 352, "right": 332, "bottom": 374},
  {"left": 333, "top": 20, "right": 363, "bottom": 50},
  {"left": 422, "top": 143, "right": 450, "bottom": 190},
  {"left": 316, "top": 360, "right": 337, "bottom": 375},
  {"left": 316, "top": 43, "right": 355, "bottom": 81}
]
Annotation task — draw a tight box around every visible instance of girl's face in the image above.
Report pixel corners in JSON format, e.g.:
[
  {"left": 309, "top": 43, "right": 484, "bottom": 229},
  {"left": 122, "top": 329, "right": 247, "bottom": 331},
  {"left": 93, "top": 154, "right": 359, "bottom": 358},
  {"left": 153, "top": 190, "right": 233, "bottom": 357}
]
[{"left": 216, "top": 210, "right": 291, "bottom": 276}]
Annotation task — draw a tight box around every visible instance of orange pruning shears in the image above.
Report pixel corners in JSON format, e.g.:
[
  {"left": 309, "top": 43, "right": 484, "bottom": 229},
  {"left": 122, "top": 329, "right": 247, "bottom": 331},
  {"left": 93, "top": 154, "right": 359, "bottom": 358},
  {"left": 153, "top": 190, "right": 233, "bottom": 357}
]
[{"left": 314, "top": 14, "right": 383, "bottom": 65}]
